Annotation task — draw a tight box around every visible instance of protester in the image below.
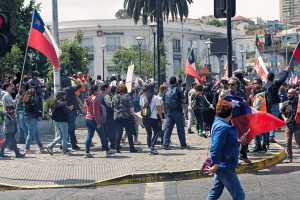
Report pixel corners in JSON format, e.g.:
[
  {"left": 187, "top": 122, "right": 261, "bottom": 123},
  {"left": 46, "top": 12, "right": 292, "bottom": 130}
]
[
  {"left": 191, "top": 84, "right": 206, "bottom": 137},
  {"left": 15, "top": 83, "right": 27, "bottom": 144},
  {"left": 84, "top": 85, "right": 115, "bottom": 158},
  {"left": 263, "top": 66, "right": 289, "bottom": 143},
  {"left": 112, "top": 84, "right": 138, "bottom": 153},
  {"left": 162, "top": 76, "right": 189, "bottom": 150},
  {"left": 0, "top": 105, "right": 25, "bottom": 158},
  {"left": 280, "top": 88, "right": 300, "bottom": 163},
  {"left": 2, "top": 82, "right": 17, "bottom": 112},
  {"left": 187, "top": 82, "right": 198, "bottom": 134},
  {"left": 206, "top": 99, "right": 245, "bottom": 200},
  {"left": 23, "top": 88, "right": 44, "bottom": 154},
  {"left": 129, "top": 88, "right": 141, "bottom": 144},
  {"left": 27, "top": 71, "right": 44, "bottom": 113},
  {"left": 45, "top": 91, "right": 71, "bottom": 156}
]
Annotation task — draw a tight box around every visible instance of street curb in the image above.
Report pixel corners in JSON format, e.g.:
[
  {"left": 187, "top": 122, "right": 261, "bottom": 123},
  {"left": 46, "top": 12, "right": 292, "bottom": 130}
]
[{"left": 0, "top": 144, "right": 286, "bottom": 191}]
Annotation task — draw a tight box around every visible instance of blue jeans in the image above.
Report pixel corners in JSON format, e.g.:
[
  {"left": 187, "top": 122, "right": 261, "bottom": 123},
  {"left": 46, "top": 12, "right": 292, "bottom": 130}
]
[
  {"left": 0, "top": 132, "right": 20, "bottom": 156},
  {"left": 103, "top": 120, "right": 116, "bottom": 149},
  {"left": 255, "top": 133, "right": 269, "bottom": 146},
  {"left": 49, "top": 122, "right": 68, "bottom": 153},
  {"left": 269, "top": 103, "right": 279, "bottom": 139},
  {"left": 85, "top": 119, "right": 109, "bottom": 153},
  {"left": 163, "top": 111, "right": 187, "bottom": 148},
  {"left": 206, "top": 168, "right": 245, "bottom": 200},
  {"left": 17, "top": 111, "right": 28, "bottom": 142},
  {"left": 24, "top": 116, "right": 43, "bottom": 150},
  {"left": 68, "top": 110, "right": 78, "bottom": 148}
]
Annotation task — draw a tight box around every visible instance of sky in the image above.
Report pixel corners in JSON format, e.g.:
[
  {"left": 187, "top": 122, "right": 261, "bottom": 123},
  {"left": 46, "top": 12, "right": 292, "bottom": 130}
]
[{"left": 24, "top": 0, "right": 280, "bottom": 22}]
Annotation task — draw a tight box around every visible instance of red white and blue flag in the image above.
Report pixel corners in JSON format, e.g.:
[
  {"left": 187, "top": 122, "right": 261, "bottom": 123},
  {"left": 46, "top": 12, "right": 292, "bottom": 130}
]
[
  {"left": 255, "top": 47, "right": 269, "bottom": 81},
  {"left": 223, "top": 95, "right": 285, "bottom": 145},
  {"left": 185, "top": 48, "right": 202, "bottom": 83},
  {"left": 289, "top": 41, "right": 300, "bottom": 72},
  {"left": 28, "top": 10, "right": 61, "bottom": 69}
]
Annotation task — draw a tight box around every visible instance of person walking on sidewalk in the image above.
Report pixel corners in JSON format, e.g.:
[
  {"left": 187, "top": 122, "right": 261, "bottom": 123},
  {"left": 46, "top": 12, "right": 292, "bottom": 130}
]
[
  {"left": 45, "top": 91, "right": 71, "bottom": 156},
  {"left": 206, "top": 99, "right": 245, "bottom": 200},
  {"left": 0, "top": 105, "right": 25, "bottom": 158},
  {"left": 112, "top": 84, "right": 138, "bottom": 153},
  {"left": 84, "top": 85, "right": 115, "bottom": 158},
  {"left": 187, "top": 82, "right": 198, "bottom": 134},
  {"left": 280, "top": 88, "right": 300, "bottom": 163},
  {"left": 162, "top": 76, "right": 189, "bottom": 150},
  {"left": 140, "top": 83, "right": 163, "bottom": 155}
]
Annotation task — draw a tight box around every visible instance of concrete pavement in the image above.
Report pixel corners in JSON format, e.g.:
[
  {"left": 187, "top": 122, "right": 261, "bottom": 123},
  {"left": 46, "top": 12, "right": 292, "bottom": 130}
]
[{"left": 0, "top": 120, "right": 286, "bottom": 190}]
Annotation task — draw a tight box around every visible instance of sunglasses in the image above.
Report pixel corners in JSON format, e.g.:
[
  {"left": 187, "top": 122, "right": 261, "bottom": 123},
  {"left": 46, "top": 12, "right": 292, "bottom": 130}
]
[{"left": 221, "top": 81, "right": 228, "bottom": 84}]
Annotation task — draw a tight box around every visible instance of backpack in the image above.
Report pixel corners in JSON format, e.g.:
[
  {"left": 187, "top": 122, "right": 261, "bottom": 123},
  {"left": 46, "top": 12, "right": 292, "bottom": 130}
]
[
  {"left": 100, "top": 104, "right": 107, "bottom": 124},
  {"left": 141, "top": 97, "right": 153, "bottom": 119},
  {"left": 164, "top": 87, "right": 179, "bottom": 110}
]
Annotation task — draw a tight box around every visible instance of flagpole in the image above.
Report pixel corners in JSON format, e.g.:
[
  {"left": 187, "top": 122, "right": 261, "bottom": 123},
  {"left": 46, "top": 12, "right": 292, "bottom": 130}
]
[
  {"left": 52, "top": 0, "right": 60, "bottom": 97},
  {"left": 19, "top": 9, "right": 36, "bottom": 94}
]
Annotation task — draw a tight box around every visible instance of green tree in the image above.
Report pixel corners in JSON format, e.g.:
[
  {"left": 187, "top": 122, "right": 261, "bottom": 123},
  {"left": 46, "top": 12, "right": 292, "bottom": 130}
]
[
  {"left": 59, "top": 31, "right": 89, "bottom": 77},
  {"left": 0, "top": 45, "right": 23, "bottom": 80}
]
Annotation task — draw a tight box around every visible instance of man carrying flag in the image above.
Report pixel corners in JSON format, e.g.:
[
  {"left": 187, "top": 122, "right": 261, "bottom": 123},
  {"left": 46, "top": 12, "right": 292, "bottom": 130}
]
[{"left": 28, "top": 9, "right": 61, "bottom": 69}]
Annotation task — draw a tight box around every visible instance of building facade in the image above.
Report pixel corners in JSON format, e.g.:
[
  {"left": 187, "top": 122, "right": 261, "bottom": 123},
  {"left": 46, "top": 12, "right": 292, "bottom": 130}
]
[
  {"left": 280, "top": 0, "right": 300, "bottom": 23},
  {"left": 57, "top": 19, "right": 246, "bottom": 80}
]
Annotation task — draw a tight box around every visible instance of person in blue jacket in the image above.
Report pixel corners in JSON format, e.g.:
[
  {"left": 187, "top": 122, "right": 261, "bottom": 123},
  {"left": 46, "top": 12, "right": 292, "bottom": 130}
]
[{"left": 206, "top": 99, "right": 245, "bottom": 200}]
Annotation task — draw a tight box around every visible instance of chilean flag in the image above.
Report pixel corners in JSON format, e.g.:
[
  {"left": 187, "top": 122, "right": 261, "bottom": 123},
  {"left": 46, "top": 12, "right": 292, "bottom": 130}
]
[
  {"left": 223, "top": 95, "right": 285, "bottom": 145},
  {"left": 28, "top": 10, "right": 61, "bottom": 69},
  {"left": 289, "top": 41, "right": 300, "bottom": 72},
  {"left": 185, "top": 48, "right": 202, "bottom": 83},
  {"left": 254, "top": 47, "right": 268, "bottom": 81}
]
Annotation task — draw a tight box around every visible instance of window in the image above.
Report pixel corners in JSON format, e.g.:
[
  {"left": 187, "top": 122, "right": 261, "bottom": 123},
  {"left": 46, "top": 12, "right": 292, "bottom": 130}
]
[
  {"left": 172, "top": 39, "right": 181, "bottom": 52},
  {"left": 173, "top": 59, "right": 181, "bottom": 74},
  {"left": 82, "top": 38, "right": 94, "bottom": 53},
  {"left": 106, "top": 37, "right": 120, "bottom": 52},
  {"left": 88, "top": 61, "right": 94, "bottom": 77}
]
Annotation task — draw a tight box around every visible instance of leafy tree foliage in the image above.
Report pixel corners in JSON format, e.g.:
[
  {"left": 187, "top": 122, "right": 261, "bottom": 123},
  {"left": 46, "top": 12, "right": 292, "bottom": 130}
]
[{"left": 0, "top": 45, "right": 23, "bottom": 80}]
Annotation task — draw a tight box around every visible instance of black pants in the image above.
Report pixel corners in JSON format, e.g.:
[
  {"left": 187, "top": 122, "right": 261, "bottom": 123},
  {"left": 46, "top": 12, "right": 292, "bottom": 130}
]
[
  {"left": 240, "top": 144, "right": 248, "bottom": 158},
  {"left": 194, "top": 109, "right": 204, "bottom": 131},
  {"left": 115, "top": 119, "right": 134, "bottom": 151},
  {"left": 103, "top": 119, "right": 116, "bottom": 149},
  {"left": 143, "top": 118, "right": 161, "bottom": 148},
  {"left": 0, "top": 132, "right": 20, "bottom": 156}
]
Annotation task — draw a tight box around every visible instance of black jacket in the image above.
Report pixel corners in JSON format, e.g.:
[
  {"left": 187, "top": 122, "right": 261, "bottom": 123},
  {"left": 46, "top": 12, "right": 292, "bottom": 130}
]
[
  {"left": 52, "top": 99, "right": 69, "bottom": 122},
  {"left": 280, "top": 97, "right": 300, "bottom": 130},
  {"left": 64, "top": 84, "right": 81, "bottom": 111},
  {"left": 263, "top": 70, "right": 288, "bottom": 104}
]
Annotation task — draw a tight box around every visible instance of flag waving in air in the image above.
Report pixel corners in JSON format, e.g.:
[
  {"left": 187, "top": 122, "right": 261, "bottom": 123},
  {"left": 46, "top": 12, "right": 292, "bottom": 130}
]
[
  {"left": 185, "top": 48, "right": 202, "bottom": 82},
  {"left": 289, "top": 41, "right": 300, "bottom": 72},
  {"left": 254, "top": 47, "right": 269, "bottom": 81},
  {"left": 255, "top": 34, "right": 263, "bottom": 53},
  {"left": 28, "top": 10, "right": 61, "bottom": 69},
  {"left": 223, "top": 95, "right": 285, "bottom": 145}
]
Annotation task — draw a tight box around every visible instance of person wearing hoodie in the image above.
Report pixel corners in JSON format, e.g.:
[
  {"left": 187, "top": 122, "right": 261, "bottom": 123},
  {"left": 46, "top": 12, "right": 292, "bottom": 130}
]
[{"left": 84, "top": 85, "right": 115, "bottom": 158}]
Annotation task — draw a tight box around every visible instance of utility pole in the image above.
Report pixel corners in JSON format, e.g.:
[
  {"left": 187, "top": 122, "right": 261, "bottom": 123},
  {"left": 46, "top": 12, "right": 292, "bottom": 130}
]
[
  {"left": 156, "top": 0, "right": 161, "bottom": 86},
  {"left": 226, "top": 0, "right": 233, "bottom": 77},
  {"left": 52, "top": 0, "right": 60, "bottom": 96}
]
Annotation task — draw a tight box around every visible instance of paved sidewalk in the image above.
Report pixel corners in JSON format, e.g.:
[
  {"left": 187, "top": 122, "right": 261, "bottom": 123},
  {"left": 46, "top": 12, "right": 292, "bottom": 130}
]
[{"left": 0, "top": 123, "right": 285, "bottom": 189}]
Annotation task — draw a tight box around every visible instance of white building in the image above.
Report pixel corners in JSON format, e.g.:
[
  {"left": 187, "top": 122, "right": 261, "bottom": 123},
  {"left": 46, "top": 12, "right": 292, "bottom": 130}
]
[{"left": 57, "top": 19, "right": 247, "bottom": 80}]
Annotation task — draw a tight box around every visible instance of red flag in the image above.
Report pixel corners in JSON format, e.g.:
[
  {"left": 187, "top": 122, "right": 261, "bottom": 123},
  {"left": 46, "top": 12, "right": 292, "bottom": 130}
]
[
  {"left": 255, "top": 47, "right": 269, "bottom": 81},
  {"left": 289, "top": 41, "right": 300, "bottom": 72},
  {"left": 185, "top": 48, "right": 202, "bottom": 82},
  {"left": 28, "top": 10, "right": 61, "bottom": 69},
  {"left": 255, "top": 34, "right": 263, "bottom": 53}
]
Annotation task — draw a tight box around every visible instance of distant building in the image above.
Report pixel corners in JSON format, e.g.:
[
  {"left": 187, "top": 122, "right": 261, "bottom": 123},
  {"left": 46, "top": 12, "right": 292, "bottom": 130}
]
[{"left": 280, "top": 0, "right": 300, "bottom": 24}]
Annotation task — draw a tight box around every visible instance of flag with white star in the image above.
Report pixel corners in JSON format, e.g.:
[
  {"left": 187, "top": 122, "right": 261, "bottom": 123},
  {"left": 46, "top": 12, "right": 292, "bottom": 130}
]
[
  {"left": 185, "top": 48, "right": 202, "bottom": 84},
  {"left": 28, "top": 9, "right": 61, "bottom": 69}
]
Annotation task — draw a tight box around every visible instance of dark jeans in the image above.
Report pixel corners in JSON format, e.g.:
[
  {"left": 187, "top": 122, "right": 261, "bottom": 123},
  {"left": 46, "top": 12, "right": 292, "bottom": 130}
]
[
  {"left": 163, "top": 111, "right": 187, "bottom": 148},
  {"left": 68, "top": 110, "right": 78, "bottom": 148},
  {"left": 17, "top": 111, "right": 27, "bottom": 142},
  {"left": 85, "top": 119, "right": 109, "bottom": 154},
  {"left": 206, "top": 168, "right": 245, "bottom": 200},
  {"left": 255, "top": 133, "right": 269, "bottom": 146},
  {"left": 285, "top": 127, "right": 300, "bottom": 157},
  {"left": 143, "top": 118, "right": 161, "bottom": 148},
  {"left": 240, "top": 144, "right": 248, "bottom": 158},
  {"left": 194, "top": 109, "right": 204, "bottom": 131},
  {"left": 103, "top": 119, "right": 116, "bottom": 149},
  {"left": 0, "top": 132, "right": 20, "bottom": 156},
  {"left": 115, "top": 118, "right": 134, "bottom": 151}
]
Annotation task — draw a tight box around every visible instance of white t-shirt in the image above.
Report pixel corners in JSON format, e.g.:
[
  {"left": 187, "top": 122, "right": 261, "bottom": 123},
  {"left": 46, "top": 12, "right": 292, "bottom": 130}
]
[{"left": 140, "top": 95, "right": 161, "bottom": 119}]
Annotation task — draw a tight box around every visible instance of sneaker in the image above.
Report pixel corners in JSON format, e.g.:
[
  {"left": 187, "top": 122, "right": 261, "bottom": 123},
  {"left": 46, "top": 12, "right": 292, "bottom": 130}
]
[
  {"left": 134, "top": 140, "right": 142, "bottom": 145},
  {"left": 129, "top": 148, "right": 139, "bottom": 153},
  {"left": 15, "top": 153, "right": 25, "bottom": 158},
  {"left": 106, "top": 149, "right": 116, "bottom": 157},
  {"left": 45, "top": 146, "right": 54, "bottom": 156},
  {"left": 284, "top": 156, "right": 292, "bottom": 163},
  {"left": 149, "top": 148, "right": 159, "bottom": 155},
  {"left": 38, "top": 147, "right": 45, "bottom": 154},
  {"left": 62, "top": 149, "right": 71, "bottom": 156},
  {"left": 181, "top": 145, "right": 191, "bottom": 150},
  {"left": 162, "top": 145, "right": 172, "bottom": 150},
  {"left": 187, "top": 129, "right": 195, "bottom": 134},
  {"left": 72, "top": 146, "right": 80, "bottom": 151},
  {"left": 239, "top": 157, "right": 251, "bottom": 163},
  {"left": 269, "top": 138, "right": 277, "bottom": 143},
  {"left": 253, "top": 145, "right": 262, "bottom": 152},
  {"left": 262, "top": 145, "right": 268, "bottom": 152},
  {"left": 84, "top": 153, "right": 94, "bottom": 158}
]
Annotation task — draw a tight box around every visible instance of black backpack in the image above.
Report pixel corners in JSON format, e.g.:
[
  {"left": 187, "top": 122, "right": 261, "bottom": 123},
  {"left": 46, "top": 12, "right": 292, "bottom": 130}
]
[{"left": 141, "top": 96, "right": 153, "bottom": 119}]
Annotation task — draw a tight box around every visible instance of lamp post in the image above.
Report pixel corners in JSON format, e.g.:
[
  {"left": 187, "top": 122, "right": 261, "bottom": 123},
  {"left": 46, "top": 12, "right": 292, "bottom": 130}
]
[
  {"left": 100, "top": 44, "right": 106, "bottom": 80},
  {"left": 135, "top": 36, "right": 144, "bottom": 77},
  {"left": 232, "top": 56, "right": 236, "bottom": 71},
  {"left": 205, "top": 38, "right": 213, "bottom": 68},
  {"left": 149, "top": 22, "right": 157, "bottom": 81},
  {"left": 240, "top": 50, "right": 244, "bottom": 71}
]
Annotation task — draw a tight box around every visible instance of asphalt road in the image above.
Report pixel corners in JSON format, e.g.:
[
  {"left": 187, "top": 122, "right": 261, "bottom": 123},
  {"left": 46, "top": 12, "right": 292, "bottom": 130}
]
[{"left": 1, "top": 139, "right": 299, "bottom": 200}]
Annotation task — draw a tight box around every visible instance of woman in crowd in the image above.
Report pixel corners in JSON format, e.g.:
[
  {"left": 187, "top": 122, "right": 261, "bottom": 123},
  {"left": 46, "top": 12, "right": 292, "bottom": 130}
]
[
  {"left": 158, "top": 84, "right": 168, "bottom": 145},
  {"left": 24, "top": 88, "right": 44, "bottom": 153},
  {"left": 84, "top": 85, "right": 115, "bottom": 158},
  {"left": 206, "top": 99, "right": 245, "bottom": 200},
  {"left": 112, "top": 84, "right": 138, "bottom": 153},
  {"left": 45, "top": 91, "right": 71, "bottom": 155}
]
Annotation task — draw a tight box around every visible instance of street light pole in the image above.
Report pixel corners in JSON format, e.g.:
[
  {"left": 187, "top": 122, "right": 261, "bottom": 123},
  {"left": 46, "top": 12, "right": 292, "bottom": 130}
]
[
  {"left": 226, "top": 0, "right": 233, "bottom": 77},
  {"left": 100, "top": 45, "right": 106, "bottom": 80},
  {"left": 205, "top": 38, "right": 212, "bottom": 69},
  {"left": 52, "top": 0, "right": 60, "bottom": 97},
  {"left": 149, "top": 22, "right": 157, "bottom": 81},
  {"left": 135, "top": 36, "right": 144, "bottom": 77},
  {"left": 156, "top": 0, "right": 161, "bottom": 86},
  {"left": 240, "top": 50, "right": 244, "bottom": 70}
]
